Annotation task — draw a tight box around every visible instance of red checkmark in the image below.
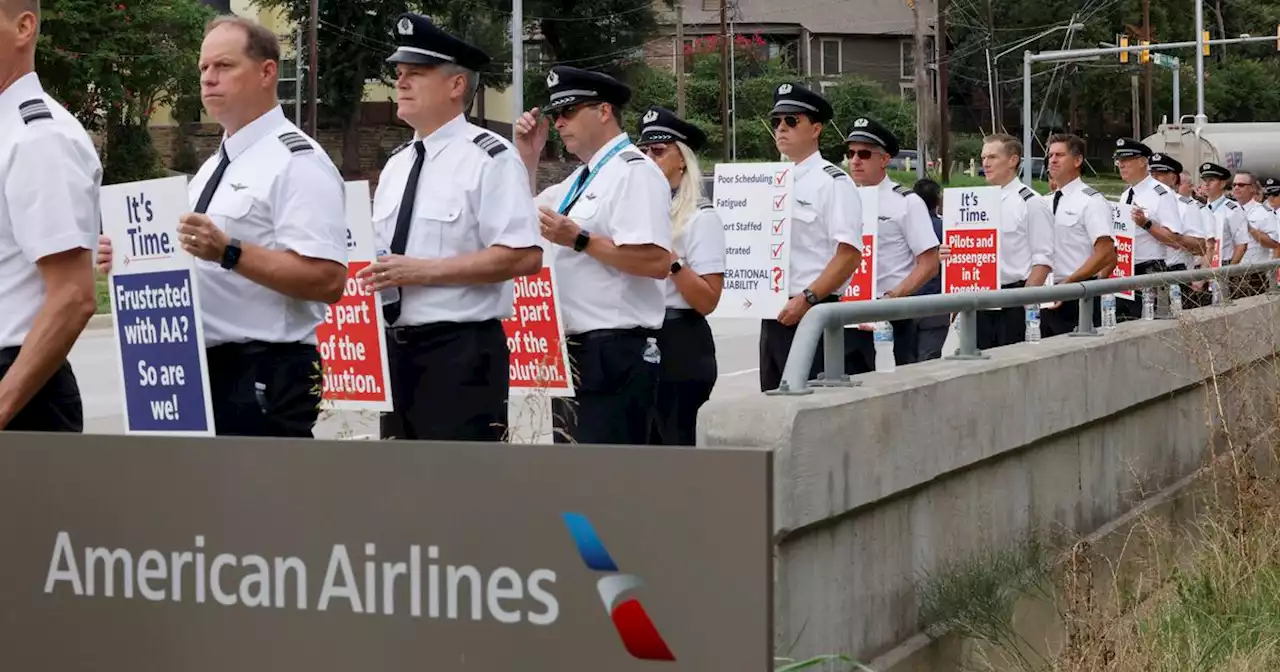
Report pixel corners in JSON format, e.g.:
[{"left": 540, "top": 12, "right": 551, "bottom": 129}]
[
  {"left": 771, "top": 242, "right": 784, "bottom": 258},
  {"left": 774, "top": 169, "right": 789, "bottom": 186},
  {"left": 773, "top": 194, "right": 786, "bottom": 210},
  {"left": 772, "top": 219, "right": 785, "bottom": 234}
]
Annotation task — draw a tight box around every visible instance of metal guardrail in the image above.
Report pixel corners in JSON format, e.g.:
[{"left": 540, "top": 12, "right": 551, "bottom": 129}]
[{"left": 772, "top": 260, "right": 1280, "bottom": 395}]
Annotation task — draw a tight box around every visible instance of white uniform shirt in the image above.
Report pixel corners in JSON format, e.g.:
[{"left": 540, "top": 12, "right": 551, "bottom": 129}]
[
  {"left": 1170, "top": 195, "right": 1210, "bottom": 268},
  {"left": 1208, "top": 195, "right": 1249, "bottom": 264},
  {"left": 874, "top": 176, "right": 939, "bottom": 293},
  {"left": 785, "top": 151, "right": 862, "bottom": 297},
  {"left": 1050, "top": 178, "right": 1113, "bottom": 279},
  {"left": 1119, "top": 176, "right": 1182, "bottom": 264},
  {"left": 373, "top": 114, "right": 539, "bottom": 326},
  {"left": 1241, "top": 200, "right": 1279, "bottom": 264},
  {"left": 666, "top": 200, "right": 726, "bottom": 309},
  {"left": 190, "top": 106, "right": 347, "bottom": 348},
  {"left": 535, "top": 133, "right": 671, "bottom": 335},
  {"left": 996, "top": 179, "right": 1054, "bottom": 286},
  {"left": 0, "top": 73, "right": 101, "bottom": 349}
]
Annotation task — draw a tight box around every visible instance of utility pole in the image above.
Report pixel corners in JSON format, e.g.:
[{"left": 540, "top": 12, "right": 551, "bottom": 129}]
[
  {"left": 1142, "top": 0, "right": 1152, "bottom": 136},
  {"left": 985, "top": 0, "right": 998, "bottom": 132},
  {"left": 511, "top": 0, "right": 524, "bottom": 139},
  {"left": 938, "top": 0, "right": 950, "bottom": 183},
  {"left": 307, "top": 0, "right": 318, "bottom": 136},
  {"left": 1130, "top": 74, "right": 1141, "bottom": 140},
  {"left": 911, "top": 0, "right": 927, "bottom": 178},
  {"left": 719, "top": 0, "right": 730, "bottom": 161},
  {"left": 676, "top": 3, "right": 686, "bottom": 117}
]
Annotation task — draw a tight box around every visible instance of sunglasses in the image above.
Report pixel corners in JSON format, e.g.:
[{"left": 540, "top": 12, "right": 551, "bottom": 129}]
[
  {"left": 547, "top": 102, "right": 600, "bottom": 123},
  {"left": 846, "top": 149, "right": 880, "bottom": 161},
  {"left": 639, "top": 144, "right": 671, "bottom": 158},
  {"left": 770, "top": 115, "right": 801, "bottom": 129},
  {"left": 1233, "top": 182, "right": 1254, "bottom": 188}
]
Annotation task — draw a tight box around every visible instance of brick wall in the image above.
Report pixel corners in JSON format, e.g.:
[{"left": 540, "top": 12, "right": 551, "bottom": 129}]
[{"left": 644, "top": 35, "right": 677, "bottom": 72}]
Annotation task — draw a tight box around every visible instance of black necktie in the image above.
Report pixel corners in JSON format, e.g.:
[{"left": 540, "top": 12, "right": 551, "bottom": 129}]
[
  {"left": 1125, "top": 190, "right": 1134, "bottom": 205},
  {"left": 1053, "top": 190, "right": 1063, "bottom": 215},
  {"left": 383, "top": 141, "right": 425, "bottom": 326},
  {"left": 194, "top": 147, "right": 230, "bottom": 214},
  {"left": 560, "top": 166, "right": 591, "bottom": 214}
]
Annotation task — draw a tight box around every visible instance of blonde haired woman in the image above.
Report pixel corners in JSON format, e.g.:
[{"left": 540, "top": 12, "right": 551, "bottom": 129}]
[{"left": 635, "top": 106, "right": 726, "bottom": 446}]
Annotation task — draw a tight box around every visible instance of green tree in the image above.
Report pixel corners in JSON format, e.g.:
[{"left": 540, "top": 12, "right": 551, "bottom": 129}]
[
  {"left": 36, "top": 0, "right": 213, "bottom": 184},
  {"left": 529, "top": 0, "right": 672, "bottom": 72}
]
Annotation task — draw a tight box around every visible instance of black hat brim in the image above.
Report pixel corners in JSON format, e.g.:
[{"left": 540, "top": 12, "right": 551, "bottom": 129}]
[
  {"left": 770, "top": 103, "right": 822, "bottom": 118},
  {"left": 386, "top": 47, "right": 456, "bottom": 67},
  {"left": 845, "top": 130, "right": 899, "bottom": 157},
  {"left": 1114, "top": 151, "right": 1148, "bottom": 159}
]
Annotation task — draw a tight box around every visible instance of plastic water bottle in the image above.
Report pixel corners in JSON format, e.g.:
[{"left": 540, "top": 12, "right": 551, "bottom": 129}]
[
  {"left": 1025, "top": 305, "right": 1041, "bottom": 343},
  {"left": 375, "top": 248, "right": 400, "bottom": 308},
  {"left": 642, "top": 337, "right": 661, "bottom": 364},
  {"left": 1141, "top": 288, "right": 1156, "bottom": 320},
  {"left": 1170, "top": 284, "right": 1183, "bottom": 316},
  {"left": 1211, "top": 279, "right": 1224, "bottom": 305},
  {"left": 873, "top": 321, "right": 896, "bottom": 372},
  {"left": 1101, "top": 294, "right": 1117, "bottom": 329}
]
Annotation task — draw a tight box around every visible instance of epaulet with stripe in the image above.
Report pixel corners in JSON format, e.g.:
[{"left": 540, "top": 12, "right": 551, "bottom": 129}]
[
  {"left": 892, "top": 183, "right": 912, "bottom": 196},
  {"left": 1018, "top": 186, "right": 1036, "bottom": 201},
  {"left": 1082, "top": 186, "right": 1102, "bottom": 197},
  {"left": 823, "top": 164, "right": 849, "bottom": 180},
  {"left": 697, "top": 197, "right": 714, "bottom": 210},
  {"left": 1154, "top": 184, "right": 1168, "bottom": 195},
  {"left": 472, "top": 131, "right": 508, "bottom": 158},
  {"left": 1225, "top": 200, "right": 1239, "bottom": 209},
  {"left": 389, "top": 139, "right": 414, "bottom": 157},
  {"left": 278, "top": 131, "right": 314, "bottom": 154},
  {"left": 1178, "top": 195, "right": 1195, "bottom": 205},
  {"left": 19, "top": 99, "right": 52, "bottom": 125},
  {"left": 621, "top": 149, "right": 647, "bottom": 164}
]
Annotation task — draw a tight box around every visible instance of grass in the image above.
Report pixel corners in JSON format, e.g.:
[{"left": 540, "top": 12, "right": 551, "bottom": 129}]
[{"left": 95, "top": 274, "right": 110, "bottom": 314}]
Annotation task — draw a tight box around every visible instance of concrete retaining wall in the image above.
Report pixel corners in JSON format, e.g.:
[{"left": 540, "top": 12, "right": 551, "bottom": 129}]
[{"left": 699, "top": 295, "right": 1280, "bottom": 664}]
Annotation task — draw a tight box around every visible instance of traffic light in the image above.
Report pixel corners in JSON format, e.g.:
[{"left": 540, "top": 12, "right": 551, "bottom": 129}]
[
  {"left": 1120, "top": 35, "right": 1129, "bottom": 63},
  {"left": 1140, "top": 40, "right": 1150, "bottom": 63},
  {"left": 1204, "top": 31, "right": 1211, "bottom": 55}
]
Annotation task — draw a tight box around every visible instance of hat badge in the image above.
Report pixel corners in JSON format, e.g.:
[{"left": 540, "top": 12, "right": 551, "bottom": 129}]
[
  {"left": 397, "top": 17, "right": 413, "bottom": 36},
  {"left": 643, "top": 109, "right": 658, "bottom": 124},
  {"left": 778, "top": 84, "right": 792, "bottom": 95},
  {"left": 854, "top": 118, "right": 869, "bottom": 128},
  {"left": 1203, "top": 163, "right": 1211, "bottom": 170},
  {"left": 1153, "top": 153, "right": 1162, "bottom": 161},
  {"left": 546, "top": 71, "right": 559, "bottom": 87}
]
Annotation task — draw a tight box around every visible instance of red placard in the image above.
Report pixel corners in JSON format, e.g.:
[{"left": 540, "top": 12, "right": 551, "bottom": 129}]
[
  {"left": 841, "top": 234, "right": 877, "bottom": 302},
  {"left": 942, "top": 230, "right": 1000, "bottom": 293},
  {"left": 1112, "top": 235, "right": 1135, "bottom": 299},
  {"left": 317, "top": 261, "right": 393, "bottom": 410},
  {"left": 504, "top": 266, "right": 573, "bottom": 396}
]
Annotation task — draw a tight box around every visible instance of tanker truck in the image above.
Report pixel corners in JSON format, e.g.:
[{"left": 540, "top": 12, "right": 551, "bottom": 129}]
[{"left": 1142, "top": 119, "right": 1280, "bottom": 181}]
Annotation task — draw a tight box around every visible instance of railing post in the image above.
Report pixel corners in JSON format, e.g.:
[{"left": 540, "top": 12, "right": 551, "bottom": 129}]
[
  {"left": 946, "top": 309, "right": 989, "bottom": 360},
  {"left": 810, "top": 323, "right": 856, "bottom": 388},
  {"left": 1070, "top": 295, "right": 1101, "bottom": 337}
]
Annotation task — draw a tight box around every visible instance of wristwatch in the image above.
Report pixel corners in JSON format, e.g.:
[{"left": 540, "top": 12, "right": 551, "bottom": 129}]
[
  {"left": 220, "top": 238, "right": 242, "bottom": 270},
  {"left": 803, "top": 288, "right": 820, "bottom": 305},
  {"left": 1139, "top": 220, "right": 1153, "bottom": 231},
  {"left": 573, "top": 231, "right": 591, "bottom": 252},
  {"left": 670, "top": 258, "right": 684, "bottom": 275}
]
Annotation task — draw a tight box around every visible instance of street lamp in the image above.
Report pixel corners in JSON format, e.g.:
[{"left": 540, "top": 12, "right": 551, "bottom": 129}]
[{"left": 986, "top": 20, "right": 1085, "bottom": 132}]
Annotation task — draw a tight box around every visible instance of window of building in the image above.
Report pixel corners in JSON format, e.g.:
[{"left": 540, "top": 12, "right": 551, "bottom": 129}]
[
  {"left": 821, "top": 38, "right": 841, "bottom": 76},
  {"left": 702, "top": 0, "right": 718, "bottom": 11}
]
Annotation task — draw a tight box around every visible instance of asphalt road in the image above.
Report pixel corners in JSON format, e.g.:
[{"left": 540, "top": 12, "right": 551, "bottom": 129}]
[{"left": 71, "top": 316, "right": 774, "bottom": 440}]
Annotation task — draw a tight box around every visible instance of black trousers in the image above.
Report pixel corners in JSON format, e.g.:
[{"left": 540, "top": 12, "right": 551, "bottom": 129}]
[
  {"left": 0, "top": 347, "right": 82, "bottom": 432},
  {"left": 206, "top": 341, "right": 322, "bottom": 438},
  {"left": 1230, "top": 270, "right": 1271, "bottom": 299},
  {"left": 650, "top": 309, "right": 716, "bottom": 446},
  {"left": 380, "top": 320, "right": 508, "bottom": 442},
  {"left": 1118, "top": 260, "right": 1168, "bottom": 321},
  {"left": 845, "top": 319, "right": 919, "bottom": 373},
  {"left": 758, "top": 295, "right": 856, "bottom": 391},
  {"left": 977, "top": 280, "right": 1027, "bottom": 350},
  {"left": 552, "top": 328, "right": 659, "bottom": 445},
  {"left": 916, "top": 322, "right": 949, "bottom": 361},
  {"left": 1041, "top": 298, "right": 1102, "bottom": 338}
]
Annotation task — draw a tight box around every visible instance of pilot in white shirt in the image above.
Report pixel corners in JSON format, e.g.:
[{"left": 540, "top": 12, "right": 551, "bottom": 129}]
[
  {"left": 845, "top": 116, "right": 938, "bottom": 370},
  {"left": 1113, "top": 139, "right": 1183, "bottom": 320},
  {"left": 1043, "top": 134, "right": 1116, "bottom": 337},
  {"left": 1150, "top": 156, "right": 1209, "bottom": 307},
  {"left": 99, "top": 17, "right": 347, "bottom": 437},
  {"left": 1234, "top": 172, "right": 1280, "bottom": 296},
  {"left": 0, "top": 13, "right": 101, "bottom": 433},
  {"left": 357, "top": 14, "right": 541, "bottom": 443},
  {"left": 515, "top": 66, "right": 671, "bottom": 446},
  {"left": 1199, "top": 162, "right": 1249, "bottom": 305}
]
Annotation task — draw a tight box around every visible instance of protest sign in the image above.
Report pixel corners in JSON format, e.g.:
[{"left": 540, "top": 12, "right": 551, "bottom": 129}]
[
  {"left": 316, "top": 181, "right": 393, "bottom": 412},
  {"left": 505, "top": 262, "right": 573, "bottom": 396},
  {"left": 711, "top": 162, "right": 792, "bottom": 318},
  {"left": 102, "top": 176, "right": 214, "bottom": 436},
  {"left": 1210, "top": 210, "right": 1225, "bottom": 269},
  {"left": 841, "top": 186, "right": 880, "bottom": 303},
  {"left": 942, "top": 186, "right": 1002, "bottom": 294},
  {"left": 1109, "top": 200, "right": 1137, "bottom": 300}
]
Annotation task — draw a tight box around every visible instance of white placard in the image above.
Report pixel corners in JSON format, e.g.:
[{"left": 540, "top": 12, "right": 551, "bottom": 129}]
[
  {"left": 710, "top": 162, "right": 794, "bottom": 318},
  {"left": 942, "top": 186, "right": 1002, "bottom": 295}
]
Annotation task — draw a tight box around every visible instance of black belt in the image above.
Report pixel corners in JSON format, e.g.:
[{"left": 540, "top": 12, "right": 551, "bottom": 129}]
[
  {"left": 569, "top": 327, "right": 657, "bottom": 344},
  {"left": 208, "top": 341, "right": 315, "bottom": 357},
  {"left": 0, "top": 346, "right": 19, "bottom": 366},
  {"left": 664, "top": 308, "right": 704, "bottom": 321},
  {"left": 1135, "top": 260, "right": 1167, "bottom": 273},
  {"left": 386, "top": 319, "right": 498, "bottom": 345},
  {"left": 1001, "top": 280, "right": 1027, "bottom": 290},
  {"left": 1167, "top": 263, "right": 1187, "bottom": 272}
]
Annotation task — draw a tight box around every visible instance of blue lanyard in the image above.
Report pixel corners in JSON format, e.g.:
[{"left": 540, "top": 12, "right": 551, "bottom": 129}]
[{"left": 558, "top": 137, "right": 632, "bottom": 215}]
